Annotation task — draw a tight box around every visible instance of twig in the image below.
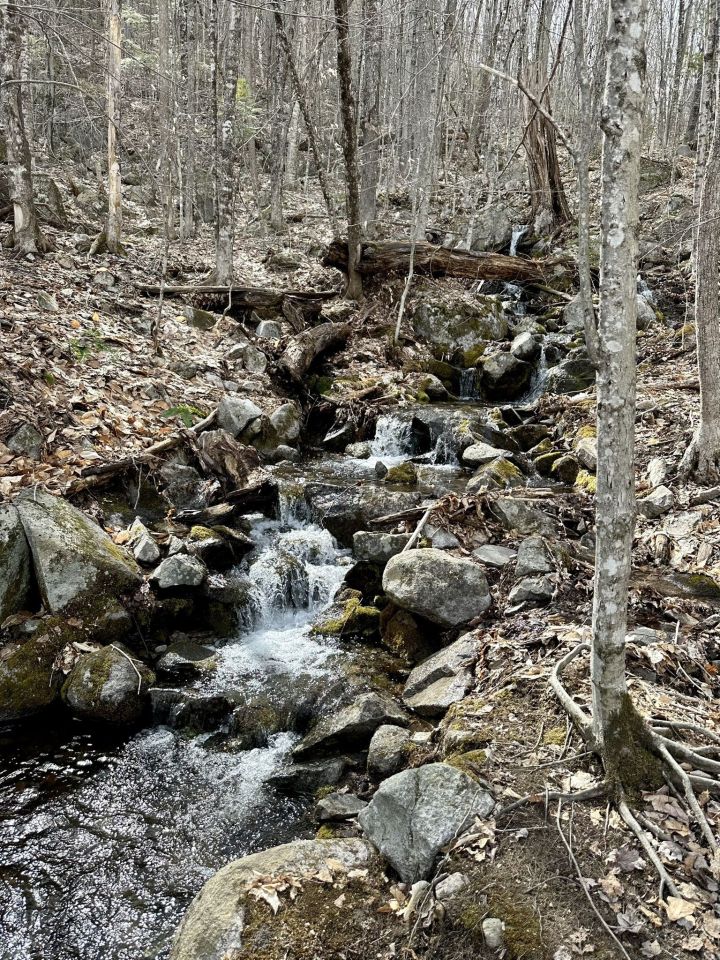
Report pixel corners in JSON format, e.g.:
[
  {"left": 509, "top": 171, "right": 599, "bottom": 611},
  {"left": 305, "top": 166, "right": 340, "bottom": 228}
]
[
  {"left": 401, "top": 505, "right": 434, "bottom": 552},
  {"left": 109, "top": 644, "right": 144, "bottom": 695}
]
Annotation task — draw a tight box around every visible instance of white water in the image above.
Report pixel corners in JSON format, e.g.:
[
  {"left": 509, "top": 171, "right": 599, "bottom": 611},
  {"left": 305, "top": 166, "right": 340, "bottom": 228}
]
[
  {"left": 509, "top": 224, "right": 528, "bottom": 257},
  {"left": 367, "top": 413, "right": 414, "bottom": 465}
]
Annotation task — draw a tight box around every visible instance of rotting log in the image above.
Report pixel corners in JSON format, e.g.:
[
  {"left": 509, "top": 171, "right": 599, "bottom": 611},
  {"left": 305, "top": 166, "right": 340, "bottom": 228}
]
[
  {"left": 175, "top": 478, "right": 279, "bottom": 523},
  {"left": 278, "top": 321, "right": 352, "bottom": 383},
  {"left": 323, "top": 238, "right": 549, "bottom": 283},
  {"left": 136, "top": 283, "right": 336, "bottom": 311}
]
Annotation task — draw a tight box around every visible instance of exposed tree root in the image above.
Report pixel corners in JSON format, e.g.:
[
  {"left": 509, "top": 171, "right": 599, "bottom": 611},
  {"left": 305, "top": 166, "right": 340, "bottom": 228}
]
[
  {"left": 549, "top": 642, "right": 719, "bottom": 901},
  {"left": 679, "top": 431, "right": 720, "bottom": 483}
]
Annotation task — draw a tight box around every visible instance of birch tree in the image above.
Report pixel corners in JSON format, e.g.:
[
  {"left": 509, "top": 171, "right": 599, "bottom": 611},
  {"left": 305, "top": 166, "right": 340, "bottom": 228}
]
[{"left": 104, "top": 0, "right": 123, "bottom": 254}]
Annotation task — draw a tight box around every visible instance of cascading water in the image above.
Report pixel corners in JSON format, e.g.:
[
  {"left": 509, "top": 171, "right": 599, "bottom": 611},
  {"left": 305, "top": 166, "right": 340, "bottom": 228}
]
[
  {"left": 509, "top": 224, "right": 528, "bottom": 257},
  {"left": 0, "top": 488, "right": 351, "bottom": 960},
  {"left": 458, "top": 367, "right": 480, "bottom": 401},
  {"left": 368, "top": 414, "right": 414, "bottom": 463}
]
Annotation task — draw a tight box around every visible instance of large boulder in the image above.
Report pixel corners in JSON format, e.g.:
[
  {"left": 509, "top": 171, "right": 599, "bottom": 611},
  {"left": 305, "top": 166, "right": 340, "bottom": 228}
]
[
  {"left": 15, "top": 490, "right": 141, "bottom": 617},
  {"left": 270, "top": 402, "right": 301, "bottom": 444},
  {"left": 402, "top": 633, "right": 479, "bottom": 717},
  {"left": 545, "top": 350, "right": 596, "bottom": 395},
  {"left": 481, "top": 352, "right": 532, "bottom": 400},
  {"left": 217, "top": 396, "right": 263, "bottom": 437},
  {"left": 492, "top": 498, "right": 558, "bottom": 537},
  {"left": 0, "top": 626, "right": 68, "bottom": 722},
  {"left": 0, "top": 503, "right": 32, "bottom": 622},
  {"left": 305, "top": 483, "right": 423, "bottom": 547},
  {"left": 358, "top": 763, "right": 495, "bottom": 883},
  {"left": 293, "top": 692, "right": 408, "bottom": 759},
  {"left": 383, "top": 548, "right": 491, "bottom": 628},
  {"left": 169, "top": 839, "right": 375, "bottom": 960},
  {"left": 412, "top": 293, "right": 509, "bottom": 354},
  {"left": 62, "top": 643, "right": 155, "bottom": 726},
  {"left": 470, "top": 206, "right": 513, "bottom": 252}
]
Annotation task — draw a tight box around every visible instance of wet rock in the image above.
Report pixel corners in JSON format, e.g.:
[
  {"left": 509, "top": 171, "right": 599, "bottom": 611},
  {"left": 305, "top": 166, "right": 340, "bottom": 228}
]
[
  {"left": 186, "top": 525, "right": 246, "bottom": 568},
  {"left": 217, "top": 397, "right": 263, "bottom": 438},
  {"left": 343, "top": 560, "right": 383, "bottom": 600},
  {"left": 305, "top": 483, "right": 422, "bottom": 547},
  {"left": 243, "top": 345, "right": 267, "bottom": 374},
  {"left": 0, "top": 503, "right": 32, "bottom": 622},
  {"left": 293, "top": 692, "right": 408, "bottom": 759},
  {"left": 515, "top": 536, "right": 555, "bottom": 578},
  {"left": 413, "top": 293, "right": 508, "bottom": 354},
  {"left": 385, "top": 461, "right": 418, "bottom": 486},
  {"left": 169, "top": 839, "right": 374, "bottom": 960},
  {"left": 0, "top": 629, "right": 66, "bottom": 722},
  {"left": 7, "top": 422, "right": 44, "bottom": 460},
  {"left": 181, "top": 305, "right": 217, "bottom": 330},
  {"left": 638, "top": 484, "right": 674, "bottom": 519},
  {"left": 256, "top": 319, "right": 282, "bottom": 339},
  {"left": 545, "top": 350, "right": 596, "bottom": 394},
  {"left": 466, "top": 457, "right": 525, "bottom": 492},
  {"left": 151, "top": 554, "right": 207, "bottom": 590},
  {"left": 405, "top": 372, "right": 449, "bottom": 400},
  {"left": 15, "top": 490, "right": 141, "bottom": 616},
  {"left": 358, "top": 763, "right": 494, "bottom": 883},
  {"left": 383, "top": 548, "right": 490, "bottom": 627},
  {"left": 155, "top": 638, "right": 217, "bottom": 679},
  {"left": 493, "top": 497, "right": 558, "bottom": 536},
  {"left": 311, "top": 590, "right": 381, "bottom": 642},
  {"left": 402, "top": 633, "right": 478, "bottom": 717},
  {"left": 317, "top": 792, "right": 368, "bottom": 821},
  {"left": 367, "top": 724, "right": 411, "bottom": 779},
  {"left": 472, "top": 544, "right": 516, "bottom": 568},
  {"left": 322, "top": 420, "right": 355, "bottom": 451},
  {"left": 379, "top": 603, "right": 430, "bottom": 663},
  {"left": 269, "top": 757, "right": 347, "bottom": 794},
  {"left": 461, "top": 441, "right": 507, "bottom": 468},
  {"left": 128, "top": 518, "right": 160, "bottom": 565},
  {"left": 508, "top": 574, "right": 555, "bottom": 606},
  {"left": 270, "top": 402, "right": 301, "bottom": 443},
  {"left": 353, "top": 531, "right": 410, "bottom": 565},
  {"left": 62, "top": 643, "right": 155, "bottom": 726},
  {"left": 345, "top": 441, "right": 372, "bottom": 458},
  {"left": 551, "top": 454, "right": 580, "bottom": 484},
  {"left": 510, "top": 331, "right": 541, "bottom": 362},
  {"left": 481, "top": 352, "right": 532, "bottom": 400}
]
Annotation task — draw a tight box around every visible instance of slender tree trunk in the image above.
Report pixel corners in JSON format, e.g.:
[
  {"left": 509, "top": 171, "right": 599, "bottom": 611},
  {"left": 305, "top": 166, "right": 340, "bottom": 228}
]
[
  {"left": 105, "top": 0, "right": 123, "bottom": 254},
  {"left": 333, "top": 0, "right": 363, "bottom": 299},
  {"left": 157, "top": 0, "right": 174, "bottom": 239},
  {"left": 682, "top": 0, "right": 720, "bottom": 480},
  {"left": 178, "top": 0, "right": 197, "bottom": 239},
  {"left": 359, "top": 0, "right": 381, "bottom": 235},
  {"left": 215, "top": 0, "right": 241, "bottom": 284},
  {"left": 0, "top": 2, "right": 52, "bottom": 255},
  {"left": 591, "top": 0, "right": 649, "bottom": 779}
]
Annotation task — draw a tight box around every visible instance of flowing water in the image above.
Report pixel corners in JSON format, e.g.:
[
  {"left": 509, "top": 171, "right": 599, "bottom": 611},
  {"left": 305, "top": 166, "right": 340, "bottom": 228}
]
[{"left": 0, "top": 492, "right": 351, "bottom": 960}]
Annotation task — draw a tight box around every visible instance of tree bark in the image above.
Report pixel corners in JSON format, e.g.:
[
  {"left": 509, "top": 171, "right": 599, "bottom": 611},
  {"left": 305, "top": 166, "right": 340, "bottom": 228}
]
[
  {"left": 333, "top": 0, "right": 363, "bottom": 299},
  {"left": 0, "top": 2, "right": 52, "bottom": 255},
  {"left": 591, "top": 0, "right": 648, "bottom": 779},
  {"left": 682, "top": 0, "right": 720, "bottom": 480},
  {"left": 105, "top": 0, "right": 123, "bottom": 254},
  {"left": 278, "top": 322, "right": 352, "bottom": 383},
  {"left": 178, "top": 0, "right": 197, "bottom": 239},
  {"left": 359, "top": 0, "right": 381, "bottom": 235},
  {"left": 214, "top": 0, "right": 241, "bottom": 284}
]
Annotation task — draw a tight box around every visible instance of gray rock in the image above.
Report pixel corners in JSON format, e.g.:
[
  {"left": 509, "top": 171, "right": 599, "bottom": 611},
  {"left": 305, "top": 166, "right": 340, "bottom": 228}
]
[
  {"left": 638, "top": 484, "right": 674, "bottom": 519},
  {"left": 413, "top": 294, "right": 508, "bottom": 354},
  {"left": 353, "top": 531, "right": 410, "bottom": 565},
  {"left": 305, "top": 483, "right": 422, "bottom": 547},
  {"left": 0, "top": 629, "right": 66, "bottom": 722},
  {"left": 472, "top": 544, "right": 516, "bottom": 568},
  {"left": 575, "top": 437, "right": 598, "bottom": 471},
  {"left": 636, "top": 294, "right": 655, "bottom": 330},
  {"left": 358, "top": 763, "right": 494, "bottom": 882},
  {"left": 515, "top": 536, "right": 554, "bottom": 578},
  {"left": 293, "top": 691, "right": 408, "bottom": 758},
  {"left": 367, "top": 724, "right": 411, "bottom": 779},
  {"left": 269, "top": 402, "right": 301, "bottom": 443},
  {"left": 156, "top": 638, "right": 217, "bottom": 679},
  {"left": 0, "top": 504, "right": 32, "bottom": 622},
  {"left": 169, "top": 839, "right": 374, "bottom": 960},
  {"left": 424, "top": 524, "right": 461, "bottom": 549},
  {"left": 62, "top": 643, "right": 155, "bottom": 726},
  {"left": 316, "top": 792, "right": 368, "bottom": 821},
  {"left": 510, "top": 331, "right": 541, "bottom": 362},
  {"left": 129, "top": 518, "right": 160, "bottom": 565},
  {"left": 37, "top": 291, "right": 59, "bottom": 312},
  {"left": 461, "top": 442, "right": 507, "bottom": 468},
  {"left": 7, "top": 423, "right": 44, "bottom": 460},
  {"left": 322, "top": 421, "right": 356, "bottom": 451},
  {"left": 159, "top": 462, "right": 208, "bottom": 510},
  {"left": 182, "top": 305, "right": 217, "bottom": 330},
  {"left": 383, "top": 548, "right": 491, "bottom": 627},
  {"left": 269, "top": 758, "right": 347, "bottom": 794},
  {"left": 561, "top": 295, "right": 586, "bottom": 333},
  {"left": 217, "top": 397, "right": 263, "bottom": 438},
  {"left": 243, "top": 345, "right": 267, "bottom": 374},
  {"left": 256, "top": 319, "right": 282, "bottom": 339},
  {"left": 152, "top": 554, "right": 207, "bottom": 590},
  {"left": 435, "top": 872, "right": 469, "bottom": 902},
  {"left": 15, "top": 490, "right": 141, "bottom": 615},
  {"left": 167, "top": 535, "right": 185, "bottom": 556},
  {"left": 493, "top": 497, "right": 558, "bottom": 536},
  {"left": 403, "top": 633, "right": 478, "bottom": 717},
  {"left": 482, "top": 918, "right": 505, "bottom": 949},
  {"left": 545, "top": 351, "right": 596, "bottom": 395},
  {"left": 345, "top": 441, "right": 372, "bottom": 459},
  {"left": 482, "top": 352, "right": 532, "bottom": 400},
  {"left": 508, "top": 574, "right": 555, "bottom": 606},
  {"left": 647, "top": 457, "right": 669, "bottom": 489},
  {"left": 470, "top": 207, "right": 513, "bottom": 252}
]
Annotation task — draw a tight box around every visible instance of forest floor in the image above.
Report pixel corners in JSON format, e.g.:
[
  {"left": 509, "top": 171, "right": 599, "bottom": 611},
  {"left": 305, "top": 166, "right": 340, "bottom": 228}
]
[{"left": 1, "top": 158, "right": 720, "bottom": 959}]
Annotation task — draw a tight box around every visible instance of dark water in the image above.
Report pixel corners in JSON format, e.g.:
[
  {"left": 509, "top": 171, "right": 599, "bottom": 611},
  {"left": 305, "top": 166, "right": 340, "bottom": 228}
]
[{"left": 0, "top": 701, "right": 308, "bottom": 960}]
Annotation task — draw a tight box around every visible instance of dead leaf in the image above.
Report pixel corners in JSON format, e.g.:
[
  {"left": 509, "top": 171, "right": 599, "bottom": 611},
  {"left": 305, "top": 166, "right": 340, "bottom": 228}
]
[{"left": 665, "top": 897, "right": 697, "bottom": 922}]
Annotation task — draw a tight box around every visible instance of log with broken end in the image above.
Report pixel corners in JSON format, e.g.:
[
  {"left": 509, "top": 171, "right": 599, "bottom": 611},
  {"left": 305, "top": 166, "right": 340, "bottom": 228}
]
[
  {"left": 278, "top": 321, "right": 352, "bottom": 383},
  {"left": 323, "top": 238, "right": 548, "bottom": 283}
]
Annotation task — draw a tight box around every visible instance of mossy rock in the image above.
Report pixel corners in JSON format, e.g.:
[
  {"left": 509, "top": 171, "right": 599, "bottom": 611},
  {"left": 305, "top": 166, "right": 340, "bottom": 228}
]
[
  {"left": 575, "top": 469, "right": 597, "bottom": 494},
  {"left": 0, "top": 621, "right": 71, "bottom": 722},
  {"left": 468, "top": 457, "right": 524, "bottom": 492},
  {"left": 385, "top": 462, "right": 418, "bottom": 487},
  {"left": 574, "top": 425, "right": 597, "bottom": 443},
  {"left": 534, "top": 450, "right": 563, "bottom": 477},
  {"left": 542, "top": 725, "right": 566, "bottom": 746},
  {"left": 445, "top": 749, "right": 488, "bottom": 781},
  {"left": 550, "top": 454, "right": 580, "bottom": 484},
  {"left": 379, "top": 603, "right": 431, "bottom": 664},
  {"left": 312, "top": 593, "right": 381, "bottom": 642},
  {"left": 461, "top": 343, "right": 487, "bottom": 368},
  {"left": 62, "top": 643, "right": 155, "bottom": 726}
]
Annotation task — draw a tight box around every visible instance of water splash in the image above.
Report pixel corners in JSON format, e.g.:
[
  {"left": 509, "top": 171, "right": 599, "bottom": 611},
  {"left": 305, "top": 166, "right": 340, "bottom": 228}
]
[
  {"left": 370, "top": 414, "right": 414, "bottom": 459},
  {"left": 509, "top": 224, "right": 528, "bottom": 257}
]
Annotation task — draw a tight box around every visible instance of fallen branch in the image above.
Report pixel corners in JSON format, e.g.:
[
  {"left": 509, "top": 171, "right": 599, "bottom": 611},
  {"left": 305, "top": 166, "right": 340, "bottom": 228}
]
[
  {"left": 278, "top": 321, "right": 351, "bottom": 383},
  {"left": 136, "top": 282, "right": 335, "bottom": 311}
]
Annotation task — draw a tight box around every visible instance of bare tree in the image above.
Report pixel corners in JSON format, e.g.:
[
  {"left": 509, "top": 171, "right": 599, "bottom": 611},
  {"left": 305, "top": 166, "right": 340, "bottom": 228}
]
[
  {"left": 104, "top": 0, "right": 123, "bottom": 254},
  {"left": 0, "top": 1, "right": 52, "bottom": 255},
  {"left": 358, "top": 0, "right": 381, "bottom": 235},
  {"left": 214, "top": 0, "right": 241, "bottom": 283}
]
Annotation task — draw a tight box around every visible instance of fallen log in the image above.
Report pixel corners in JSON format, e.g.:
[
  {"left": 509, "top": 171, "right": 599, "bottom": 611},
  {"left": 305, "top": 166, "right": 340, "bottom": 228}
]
[
  {"left": 323, "top": 238, "right": 548, "bottom": 283},
  {"left": 278, "top": 321, "right": 352, "bottom": 383},
  {"left": 175, "top": 478, "right": 279, "bottom": 523},
  {"left": 136, "top": 282, "right": 336, "bottom": 311}
]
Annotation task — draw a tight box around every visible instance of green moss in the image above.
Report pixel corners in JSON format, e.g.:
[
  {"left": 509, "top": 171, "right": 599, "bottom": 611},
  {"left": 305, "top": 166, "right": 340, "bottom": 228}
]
[
  {"left": 529, "top": 438, "right": 553, "bottom": 458},
  {"left": 385, "top": 462, "right": 418, "bottom": 486},
  {"left": 462, "top": 343, "right": 487, "bottom": 368},
  {"left": 551, "top": 454, "right": 580, "bottom": 485},
  {"left": 315, "top": 825, "right": 341, "bottom": 840},
  {"left": 574, "top": 425, "right": 597, "bottom": 442},
  {"left": 575, "top": 469, "right": 597, "bottom": 494},
  {"left": 188, "top": 525, "right": 218, "bottom": 542},
  {"left": 488, "top": 889, "right": 544, "bottom": 959},
  {"left": 534, "top": 451, "right": 563, "bottom": 477},
  {"left": 312, "top": 596, "right": 381, "bottom": 640},
  {"left": 315, "top": 785, "right": 336, "bottom": 801},
  {"left": 415, "top": 390, "right": 430, "bottom": 403},
  {"left": 445, "top": 749, "right": 488, "bottom": 780},
  {"left": 308, "top": 375, "right": 334, "bottom": 396},
  {"left": 542, "top": 726, "right": 566, "bottom": 746},
  {"left": 603, "top": 694, "right": 663, "bottom": 798}
]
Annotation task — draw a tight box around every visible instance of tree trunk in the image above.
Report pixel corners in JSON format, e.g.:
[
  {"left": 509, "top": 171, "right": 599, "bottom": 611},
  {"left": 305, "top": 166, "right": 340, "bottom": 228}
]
[
  {"left": 178, "top": 0, "right": 197, "bottom": 239},
  {"left": 333, "top": 0, "right": 363, "bottom": 299},
  {"left": 682, "top": 0, "right": 720, "bottom": 480},
  {"left": 359, "top": 0, "right": 381, "bottom": 235},
  {"left": 215, "top": 0, "right": 241, "bottom": 285},
  {"left": 157, "top": 0, "right": 174, "bottom": 239},
  {"left": 278, "top": 322, "right": 352, "bottom": 383},
  {"left": 0, "top": 2, "right": 51, "bottom": 255},
  {"left": 591, "top": 0, "right": 649, "bottom": 780},
  {"left": 105, "top": 0, "right": 123, "bottom": 254}
]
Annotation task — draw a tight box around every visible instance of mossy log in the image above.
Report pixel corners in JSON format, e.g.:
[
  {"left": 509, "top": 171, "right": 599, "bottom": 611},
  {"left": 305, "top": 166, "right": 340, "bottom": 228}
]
[
  {"left": 323, "top": 238, "right": 549, "bottom": 283},
  {"left": 278, "top": 321, "right": 352, "bottom": 383}
]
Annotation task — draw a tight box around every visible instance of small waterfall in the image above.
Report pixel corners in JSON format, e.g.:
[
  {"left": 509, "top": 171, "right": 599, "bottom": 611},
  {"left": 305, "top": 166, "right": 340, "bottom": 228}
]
[
  {"left": 509, "top": 224, "right": 528, "bottom": 257},
  {"left": 459, "top": 367, "right": 480, "bottom": 400},
  {"left": 522, "top": 343, "right": 549, "bottom": 403},
  {"left": 370, "top": 414, "right": 414, "bottom": 459}
]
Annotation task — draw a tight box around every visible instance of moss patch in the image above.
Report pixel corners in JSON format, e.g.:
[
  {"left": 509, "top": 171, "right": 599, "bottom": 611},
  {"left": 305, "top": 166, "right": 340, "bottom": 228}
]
[
  {"left": 445, "top": 749, "right": 488, "bottom": 780},
  {"left": 575, "top": 469, "right": 597, "bottom": 494},
  {"left": 385, "top": 462, "right": 418, "bottom": 486}
]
